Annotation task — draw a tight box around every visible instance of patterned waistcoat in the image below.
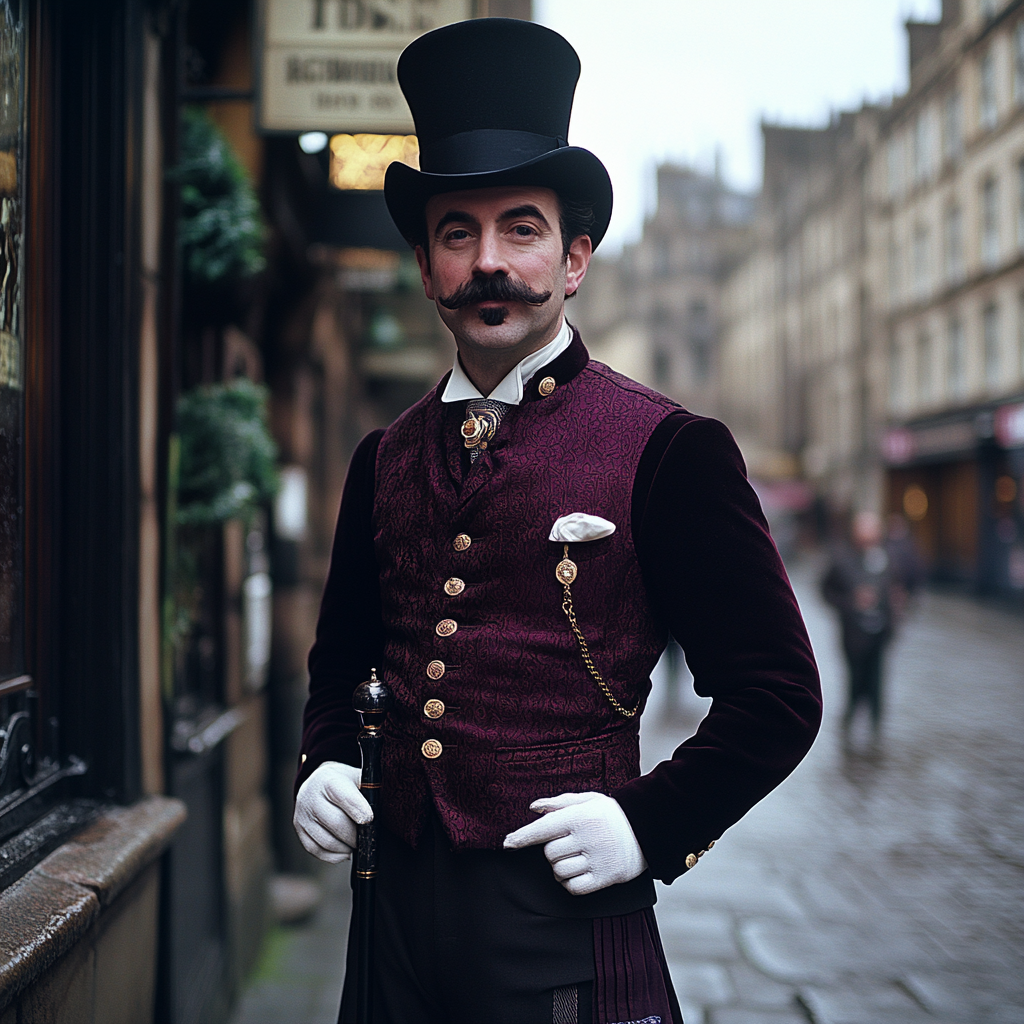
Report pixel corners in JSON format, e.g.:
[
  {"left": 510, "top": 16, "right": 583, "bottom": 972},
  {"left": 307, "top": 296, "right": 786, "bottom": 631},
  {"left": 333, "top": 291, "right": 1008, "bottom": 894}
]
[{"left": 373, "top": 344, "right": 677, "bottom": 849}]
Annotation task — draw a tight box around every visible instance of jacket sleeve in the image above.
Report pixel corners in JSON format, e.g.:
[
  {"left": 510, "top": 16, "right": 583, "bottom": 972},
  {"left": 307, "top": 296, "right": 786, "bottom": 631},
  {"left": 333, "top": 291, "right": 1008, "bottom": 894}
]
[
  {"left": 612, "top": 413, "right": 821, "bottom": 883},
  {"left": 293, "top": 429, "right": 386, "bottom": 798}
]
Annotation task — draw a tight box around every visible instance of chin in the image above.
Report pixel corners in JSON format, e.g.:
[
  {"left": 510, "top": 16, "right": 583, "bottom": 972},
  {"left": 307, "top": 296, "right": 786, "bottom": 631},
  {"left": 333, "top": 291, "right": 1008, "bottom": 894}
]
[{"left": 444, "top": 307, "right": 532, "bottom": 348}]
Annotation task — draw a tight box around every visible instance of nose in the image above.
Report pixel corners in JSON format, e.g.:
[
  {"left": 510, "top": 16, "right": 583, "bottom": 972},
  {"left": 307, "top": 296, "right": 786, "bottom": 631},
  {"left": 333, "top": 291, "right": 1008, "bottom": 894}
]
[{"left": 472, "top": 225, "right": 507, "bottom": 277}]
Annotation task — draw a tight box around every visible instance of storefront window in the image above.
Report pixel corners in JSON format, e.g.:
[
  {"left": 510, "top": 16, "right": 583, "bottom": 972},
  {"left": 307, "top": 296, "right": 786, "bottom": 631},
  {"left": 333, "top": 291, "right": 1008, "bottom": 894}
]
[
  {"left": 984, "top": 301, "right": 1001, "bottom": 388},
  {"left": 0, "top": 0, "right": 24, "bottom": 683}
]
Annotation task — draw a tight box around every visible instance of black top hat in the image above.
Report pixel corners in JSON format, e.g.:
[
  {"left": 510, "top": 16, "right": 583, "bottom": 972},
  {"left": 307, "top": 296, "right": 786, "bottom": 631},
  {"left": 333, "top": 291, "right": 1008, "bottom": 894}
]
[{"left": 383, "top": 19, "right": 612, "bottom": 250}]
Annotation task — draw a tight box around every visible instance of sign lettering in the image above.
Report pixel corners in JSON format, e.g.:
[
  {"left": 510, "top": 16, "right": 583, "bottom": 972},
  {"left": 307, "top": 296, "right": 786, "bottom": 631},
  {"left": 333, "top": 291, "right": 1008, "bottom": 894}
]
[{"left": 258, "top": 0, "right": 473, "bottom": 134}]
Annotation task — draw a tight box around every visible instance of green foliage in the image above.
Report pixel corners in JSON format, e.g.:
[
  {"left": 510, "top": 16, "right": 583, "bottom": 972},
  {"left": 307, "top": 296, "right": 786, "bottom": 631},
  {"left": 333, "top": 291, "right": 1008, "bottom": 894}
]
[
  {"left": 173, "top": 106, "right": 266, "bottom": 286},
  {"left": 176, "top": 378, "right": 279, "bottom": 526}
]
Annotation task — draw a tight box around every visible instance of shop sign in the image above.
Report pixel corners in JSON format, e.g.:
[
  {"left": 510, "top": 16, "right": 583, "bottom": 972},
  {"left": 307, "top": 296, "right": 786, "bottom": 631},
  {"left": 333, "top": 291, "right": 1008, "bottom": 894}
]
[
  {"left": 257, "top": 0, "right": 473, "bottom": 134},
  {"left": 995, "top": 401, "right": 1024, "bottom": 449},
  {"left": 881, "top": 428, "right": 915, "bottom": 465},
  {"left": 881, "top": 419, "right": 978, "bottom": 465}
]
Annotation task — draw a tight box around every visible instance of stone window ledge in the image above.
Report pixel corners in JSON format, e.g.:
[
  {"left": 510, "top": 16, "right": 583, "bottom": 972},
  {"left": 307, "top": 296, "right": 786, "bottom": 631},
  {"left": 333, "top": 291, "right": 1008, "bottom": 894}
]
[{"left": 0, "top": 796, "right": 186, "bottom": 1012}]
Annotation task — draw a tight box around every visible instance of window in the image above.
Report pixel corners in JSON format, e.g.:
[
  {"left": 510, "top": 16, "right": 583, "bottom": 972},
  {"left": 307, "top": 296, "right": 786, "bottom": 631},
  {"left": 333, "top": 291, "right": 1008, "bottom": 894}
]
[
  {"left": 1018, "top": 158, "right": 1024, "bottom": 251},
  {"left": 1018, "top": 292, "right": 1024, "bottom": 379},
  {"left": 982, "top": 176, "right": 1000, "bottom": 270},
  {"left": 983, "top": 301, "right": 1001, "bottom": 386},
  {"left": 917, "top": 331, "right": 934, "bottom": 403},
  {"left": 945, "top": 205, "right": 964, "bottom": 284},
  {"left": 913, "top": 110, "right": 935, "bottom": 184},
  {"left": 948, "top": 316, "right": 966, "bottom": 397},
  {"left": 687, "top": 300, "right": 712, "bottom": 383},
  {"left": 1015, "top": 22, "right": 1024, "bottom": 104},
  {"left": 943, "top": 91, "right": 963, "bottom": 163},
  {"left": 913, "top": 224, "right": 931, "bottom": 298},
  {"left": 980, "top": 50, "right": 998, "bottom": 130},
  {"left": 889, "top": 337, "right": 904, "bottom": 408},
  {"left": 887, "top": 137, "right": 903, "bottom": 200},
  {"left": 888, "top": 237, "right": 902, "bottom": 305}
]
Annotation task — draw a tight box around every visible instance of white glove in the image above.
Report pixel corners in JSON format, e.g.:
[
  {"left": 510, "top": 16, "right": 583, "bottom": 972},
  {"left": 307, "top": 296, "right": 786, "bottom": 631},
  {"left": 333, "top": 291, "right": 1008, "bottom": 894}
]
[
  {"left": 293, "top": 761, "right": 372, "bottom": 864},
  {"left": 502, "top": 791, "right": 647, "bottom": 895}
]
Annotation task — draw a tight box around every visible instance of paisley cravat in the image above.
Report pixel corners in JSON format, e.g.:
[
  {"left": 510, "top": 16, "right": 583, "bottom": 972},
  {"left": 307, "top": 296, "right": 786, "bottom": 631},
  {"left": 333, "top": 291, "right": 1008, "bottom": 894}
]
[{"left": 461, "top": 398, "right": 509, "bottom": 462}]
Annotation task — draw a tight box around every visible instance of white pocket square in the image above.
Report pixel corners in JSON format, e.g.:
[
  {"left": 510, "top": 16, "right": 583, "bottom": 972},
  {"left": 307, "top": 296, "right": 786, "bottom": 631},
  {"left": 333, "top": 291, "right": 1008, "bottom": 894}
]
[{"left": 549, "top": 513, "right": 616, "bottom": 543}]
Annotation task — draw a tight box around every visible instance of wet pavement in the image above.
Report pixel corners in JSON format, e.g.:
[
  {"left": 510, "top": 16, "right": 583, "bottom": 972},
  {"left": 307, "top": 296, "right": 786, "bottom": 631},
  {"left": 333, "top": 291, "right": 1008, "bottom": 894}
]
[{"left": 231, "top": 557, "right": 1024, "bottom": 1024}]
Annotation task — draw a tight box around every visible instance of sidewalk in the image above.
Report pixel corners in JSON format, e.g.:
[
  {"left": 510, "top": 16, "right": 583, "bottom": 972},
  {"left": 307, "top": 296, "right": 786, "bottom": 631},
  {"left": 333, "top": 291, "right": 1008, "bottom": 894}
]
[{"left": 231, "top": 560, "right": 1024, "bottom": 1023}]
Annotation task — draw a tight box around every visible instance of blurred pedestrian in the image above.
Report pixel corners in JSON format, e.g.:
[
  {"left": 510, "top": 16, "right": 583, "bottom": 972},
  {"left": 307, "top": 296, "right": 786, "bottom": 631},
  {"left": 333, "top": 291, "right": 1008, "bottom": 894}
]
[{"left": 821, "top": 511, "right": 900, "bottom": 746}]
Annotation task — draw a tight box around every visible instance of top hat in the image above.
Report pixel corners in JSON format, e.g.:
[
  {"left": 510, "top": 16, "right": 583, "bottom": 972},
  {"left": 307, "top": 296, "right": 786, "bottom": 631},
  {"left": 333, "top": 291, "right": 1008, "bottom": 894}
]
[{"left": 383, "top": 19, "right": 612, "bottom": 250}]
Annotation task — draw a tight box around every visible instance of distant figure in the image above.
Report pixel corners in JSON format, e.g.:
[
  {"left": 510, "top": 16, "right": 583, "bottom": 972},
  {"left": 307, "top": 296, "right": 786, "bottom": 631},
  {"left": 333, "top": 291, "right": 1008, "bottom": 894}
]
[
  {"left": 886, "top": 513, "right": 925, "bottom": 622},
  {"left": 662, "top": 635, "right": 684, "bottom": 715},
  {"left": 821, "top": 511, "right": 904, "bottom": 745}
]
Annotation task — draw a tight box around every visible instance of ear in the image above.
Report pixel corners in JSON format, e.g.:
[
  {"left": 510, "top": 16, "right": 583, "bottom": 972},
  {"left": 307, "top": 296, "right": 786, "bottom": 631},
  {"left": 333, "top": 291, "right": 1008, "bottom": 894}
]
[
  {"left": 414, "top": 245, "right": 435, "bottom": 300},
  {"left": 564, "top": 234, "right": 593, "bottom": 298}
]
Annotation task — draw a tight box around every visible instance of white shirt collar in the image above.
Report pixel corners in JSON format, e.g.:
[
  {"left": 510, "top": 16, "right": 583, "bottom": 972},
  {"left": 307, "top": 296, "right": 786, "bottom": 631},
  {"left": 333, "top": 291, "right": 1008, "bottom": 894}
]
[{"left": 440, "top": 319, "right": 572, "bottom": 405}]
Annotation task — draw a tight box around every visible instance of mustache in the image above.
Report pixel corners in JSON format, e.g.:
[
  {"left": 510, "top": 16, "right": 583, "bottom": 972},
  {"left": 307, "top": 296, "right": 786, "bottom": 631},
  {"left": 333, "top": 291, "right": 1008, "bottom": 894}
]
[{"left": 436, "top": 273, "right": 553, "bottom": 310}]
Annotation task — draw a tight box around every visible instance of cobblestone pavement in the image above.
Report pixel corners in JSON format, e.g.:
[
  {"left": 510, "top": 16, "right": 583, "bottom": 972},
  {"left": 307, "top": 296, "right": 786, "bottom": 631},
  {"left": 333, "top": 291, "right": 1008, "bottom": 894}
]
[{"left": 231, "top": 559, "right": 1024, "bottom": 1024}]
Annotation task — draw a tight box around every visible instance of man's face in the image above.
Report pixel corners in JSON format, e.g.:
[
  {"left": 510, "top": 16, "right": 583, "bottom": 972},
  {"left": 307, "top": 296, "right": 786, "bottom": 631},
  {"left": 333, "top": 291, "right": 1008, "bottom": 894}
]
[{"left": 415, "top": 186, "right": 591, "bottom": 358}]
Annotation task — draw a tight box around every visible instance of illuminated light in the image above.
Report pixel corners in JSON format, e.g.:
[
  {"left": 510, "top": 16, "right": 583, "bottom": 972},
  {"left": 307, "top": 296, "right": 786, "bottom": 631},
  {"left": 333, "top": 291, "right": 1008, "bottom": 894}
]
[
  {"left": 298, "top": 131, "right": 328, "bottom": 154},
  {"left": 329, "top": 134, "right": 419, "bottom": 190},
  {"left": 903, "top": 484, "right": 928, "bottom": 521},
  {"left": 995, "top": 475, "right": 1017, "bottom": 504}
]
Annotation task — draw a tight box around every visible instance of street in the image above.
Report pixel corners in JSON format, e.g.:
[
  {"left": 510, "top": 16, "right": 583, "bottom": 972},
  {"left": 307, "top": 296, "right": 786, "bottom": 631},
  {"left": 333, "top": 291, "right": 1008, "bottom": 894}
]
[{"left": 231, "top": 558, "right": 1024, "bottom": 1024}]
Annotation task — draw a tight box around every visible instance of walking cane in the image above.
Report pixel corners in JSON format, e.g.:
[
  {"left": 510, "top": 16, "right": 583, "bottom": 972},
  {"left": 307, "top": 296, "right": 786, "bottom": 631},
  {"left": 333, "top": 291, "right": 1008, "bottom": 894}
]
[{"left": 342, "top": 667, "right": 393, "bottom": 1024}]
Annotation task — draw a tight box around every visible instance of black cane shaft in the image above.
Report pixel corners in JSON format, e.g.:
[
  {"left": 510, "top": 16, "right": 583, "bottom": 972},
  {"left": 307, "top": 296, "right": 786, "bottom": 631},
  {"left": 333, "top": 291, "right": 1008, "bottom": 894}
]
[{"left": 344, "top": 670, "right": 392, "bottom": 1024}]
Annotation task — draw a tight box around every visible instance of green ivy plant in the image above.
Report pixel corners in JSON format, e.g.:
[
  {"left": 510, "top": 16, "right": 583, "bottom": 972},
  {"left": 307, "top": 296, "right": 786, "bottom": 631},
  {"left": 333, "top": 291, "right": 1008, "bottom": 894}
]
[
  {"left": 176, "top": 377, "right": 279, "bottom": 527},
  {"left": 172, "top": 106, "right": 266, "bottom": 287}
]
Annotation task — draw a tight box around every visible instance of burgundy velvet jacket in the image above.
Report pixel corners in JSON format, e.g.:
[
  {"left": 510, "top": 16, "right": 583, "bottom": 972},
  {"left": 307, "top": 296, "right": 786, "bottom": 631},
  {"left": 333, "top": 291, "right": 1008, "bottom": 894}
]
[{"left": 297, "top": 332, "right": 821, "bottom": 885}]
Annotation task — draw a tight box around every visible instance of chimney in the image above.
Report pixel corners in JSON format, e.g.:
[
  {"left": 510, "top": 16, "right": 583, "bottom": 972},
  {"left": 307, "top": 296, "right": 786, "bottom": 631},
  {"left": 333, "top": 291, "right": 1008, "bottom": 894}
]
[{"left": 906, "top": 20, "right": 942, "bottom": 88}]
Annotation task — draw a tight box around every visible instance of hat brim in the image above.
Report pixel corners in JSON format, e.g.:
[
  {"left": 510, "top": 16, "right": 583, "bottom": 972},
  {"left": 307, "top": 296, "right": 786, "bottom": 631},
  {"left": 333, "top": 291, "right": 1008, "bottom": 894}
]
[{"left": 384, "top": 146, "right": 613, "bottom": 251}]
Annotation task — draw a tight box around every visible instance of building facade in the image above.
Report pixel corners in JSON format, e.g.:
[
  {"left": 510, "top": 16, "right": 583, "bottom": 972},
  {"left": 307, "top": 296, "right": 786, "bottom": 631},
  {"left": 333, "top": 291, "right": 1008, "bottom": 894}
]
[
  {"left": 716, "top": 0, "right": 1024, "bottom": 598},
  {"left": 875, "top": 0, "right": 1024, "bottom": 594},
  {"left": 572, "top": 164, "right": 754, "bottom": 422}
]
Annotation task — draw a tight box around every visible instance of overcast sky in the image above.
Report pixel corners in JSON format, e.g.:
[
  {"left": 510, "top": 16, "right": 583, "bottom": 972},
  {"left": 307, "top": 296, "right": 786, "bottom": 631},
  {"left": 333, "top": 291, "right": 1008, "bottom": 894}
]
[{"left": 534, "top": 0, "right": 942, "bottom": 251}]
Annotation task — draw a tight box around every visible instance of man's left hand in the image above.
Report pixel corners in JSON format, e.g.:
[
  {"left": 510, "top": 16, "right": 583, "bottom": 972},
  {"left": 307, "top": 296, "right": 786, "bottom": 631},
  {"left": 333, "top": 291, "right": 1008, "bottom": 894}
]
[{"left": 502, "top": 792, "right": 647, "bottom": 895}]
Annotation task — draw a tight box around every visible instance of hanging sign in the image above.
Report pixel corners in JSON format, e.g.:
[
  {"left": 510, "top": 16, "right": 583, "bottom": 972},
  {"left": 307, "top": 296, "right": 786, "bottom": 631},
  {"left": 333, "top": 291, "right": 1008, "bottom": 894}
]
[{"left": 257, "top": 0, "right": 473, "bottom": 134}]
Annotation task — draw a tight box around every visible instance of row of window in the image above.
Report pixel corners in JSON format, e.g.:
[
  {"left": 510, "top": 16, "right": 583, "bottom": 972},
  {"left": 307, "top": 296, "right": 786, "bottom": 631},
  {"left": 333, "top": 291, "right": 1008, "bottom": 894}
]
[
  {"left": 890, "top": 293, "right": 1024, "bottom": 410},
  {"left": 887, "top": 19, "right": 1024, "bottom": 198},
  {"left": 889, "top": 158, "right": 1024, "bottom": 303}
]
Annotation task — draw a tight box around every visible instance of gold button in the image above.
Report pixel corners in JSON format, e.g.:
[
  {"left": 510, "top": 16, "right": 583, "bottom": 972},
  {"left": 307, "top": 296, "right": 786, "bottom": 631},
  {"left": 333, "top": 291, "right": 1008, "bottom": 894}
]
[
  {"left": 426, "top": 659, "right": 446, "bottom": 680},
  {"left": 422, "top": 738, "right": 443, "bottom": 759},
  {"left": 436, "top": 618, "right": 458, "bottom": 637},
  {"left": 444, "top": 577, "right": 466, "bottom": 596},
  {"left": 538, "top": 376, "right": 556, "bottom": 397},
  {"left": 685, "top": 853, "right": 698, "bottom": 870},
  {"left": 453, "top": 533, "right": 471, "bottom": 552},
  {"left": 707, "top": 840, "right": 716, "bottom": 849},
  {"left": 424, "top": 699, "right": 445, "bottom": 719}
]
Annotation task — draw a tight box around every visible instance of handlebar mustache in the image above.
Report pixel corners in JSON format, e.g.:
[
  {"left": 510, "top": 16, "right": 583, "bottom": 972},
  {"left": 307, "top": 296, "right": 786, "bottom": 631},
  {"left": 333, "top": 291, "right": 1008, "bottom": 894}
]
[{"left": 437, "top": 273, "right": 553, "bottom": 310}]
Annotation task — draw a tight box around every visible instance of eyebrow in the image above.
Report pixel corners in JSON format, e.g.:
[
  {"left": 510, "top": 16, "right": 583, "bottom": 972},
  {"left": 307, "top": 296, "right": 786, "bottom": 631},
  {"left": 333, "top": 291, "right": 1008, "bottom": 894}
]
[
  {"left": 434, "top": 210, "right": 478, "bottom": 236},
  {"left": 433, "top": 204, "right": 552, "bottom": 238},
  {"left": 499, "top": 204, "right": 551, "bottom": 228}
]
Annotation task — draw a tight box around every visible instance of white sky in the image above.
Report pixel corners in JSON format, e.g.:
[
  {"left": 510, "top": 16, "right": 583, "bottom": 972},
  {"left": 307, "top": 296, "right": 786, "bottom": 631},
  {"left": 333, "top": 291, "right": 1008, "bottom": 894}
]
[{"left": 535, "top": 0, "right": 942, "bottom": 252}]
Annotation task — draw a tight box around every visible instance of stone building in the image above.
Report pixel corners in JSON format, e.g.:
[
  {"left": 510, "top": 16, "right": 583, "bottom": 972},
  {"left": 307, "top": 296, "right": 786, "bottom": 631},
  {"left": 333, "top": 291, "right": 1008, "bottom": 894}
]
[
  {"left": 874, "top": 0, "right": 1024, "bottom": 593},
  {"left": 718, "top": 0, "right": 1024, "bottom": 597},
  {"left": 572, "top": 164, "right": 754, "bottom": 420},
  {"left": 720, "top": 113, "right": 880, "bottom": 508}
]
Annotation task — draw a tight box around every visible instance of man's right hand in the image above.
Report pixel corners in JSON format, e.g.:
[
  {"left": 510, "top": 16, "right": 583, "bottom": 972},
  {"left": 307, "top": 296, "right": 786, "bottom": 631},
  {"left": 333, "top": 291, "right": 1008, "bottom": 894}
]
[{"left": 293, "top": 761, "right": 372, "bottom": 863}]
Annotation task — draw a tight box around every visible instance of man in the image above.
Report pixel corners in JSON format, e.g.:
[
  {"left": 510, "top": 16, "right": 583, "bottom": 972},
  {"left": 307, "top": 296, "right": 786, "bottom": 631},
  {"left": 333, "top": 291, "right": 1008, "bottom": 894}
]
[
  {"left": 821, "top": 510, "right": 902, "bottom": 747},
  {"left": 294, "top": 19, "right": 821, "bottom": 1024}
]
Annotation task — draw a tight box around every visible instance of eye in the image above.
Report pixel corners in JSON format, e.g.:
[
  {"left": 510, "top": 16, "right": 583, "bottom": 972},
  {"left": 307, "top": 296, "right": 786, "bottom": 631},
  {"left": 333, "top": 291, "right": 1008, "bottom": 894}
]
[
  {"left": 511, "top": 223, "right": 538, "bottom": 238},
  {"left": 443, "top": 228, "right": 472, "bottom": 243}
]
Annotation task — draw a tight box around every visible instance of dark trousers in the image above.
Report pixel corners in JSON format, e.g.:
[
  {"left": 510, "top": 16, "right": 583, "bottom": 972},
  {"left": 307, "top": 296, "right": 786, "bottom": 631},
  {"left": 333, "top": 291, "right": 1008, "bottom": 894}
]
[
  {"left": 339, "top": 813, "right": 681, "bottom": 1024},
  {"left": 843, "top": 642, "right": 885, "bottom": 734}
]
